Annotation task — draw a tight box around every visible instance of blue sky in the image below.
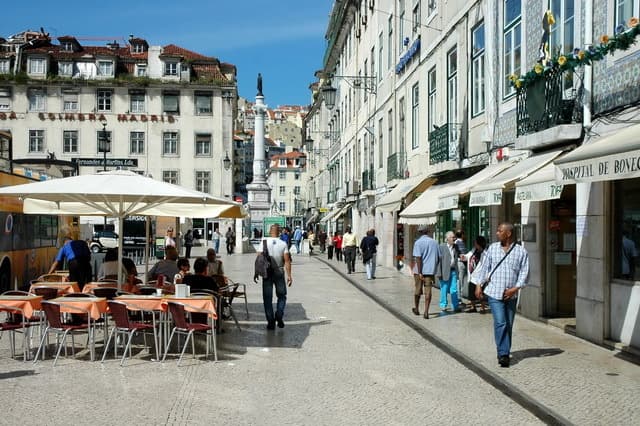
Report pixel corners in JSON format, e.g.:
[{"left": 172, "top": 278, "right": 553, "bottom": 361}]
[{"left": 5, "top": 1, "right": 332, "bottom": 107}]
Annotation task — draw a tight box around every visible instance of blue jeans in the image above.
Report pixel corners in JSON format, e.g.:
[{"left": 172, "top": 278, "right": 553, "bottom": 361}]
[
  {"left": 439, "top": 269, "right": 459, "bottom": 310},
  {"left": 487, "top": 296, "right": 517, "bottom": 357},
  {"left": 293, "top": 240, "right": 301, "bottom": 254},
  {"left": 262, "top": 274, "right": 287, "bottom": 322},
  {"left": 214, "top": 239, "right": 220, "bottom": 253},
  {"left": 365, "top": 253, "right": 377, "bottom": 279}
]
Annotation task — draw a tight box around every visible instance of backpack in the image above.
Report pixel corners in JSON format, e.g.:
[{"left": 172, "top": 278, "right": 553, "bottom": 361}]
[{"left": 254, "top": 239, "right": 283, "bottom": 281}]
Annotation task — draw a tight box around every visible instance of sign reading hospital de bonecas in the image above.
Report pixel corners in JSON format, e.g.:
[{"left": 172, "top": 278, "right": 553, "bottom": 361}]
[
  {"left": 74, "top": 158, "right": 138, "bottom": 167},
  {"left": 555, "top": 149, "right": 640, "bottom": 184}
]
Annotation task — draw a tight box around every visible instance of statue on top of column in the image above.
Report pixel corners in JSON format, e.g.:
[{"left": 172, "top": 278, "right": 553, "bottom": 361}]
[{"left": 257, "top": 73, "right": 263, "bottom": 96}]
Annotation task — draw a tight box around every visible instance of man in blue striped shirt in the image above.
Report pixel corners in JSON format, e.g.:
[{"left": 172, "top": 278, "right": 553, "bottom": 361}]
[{"left": 475, "top": 222, "right": 529, "bottom": 368}]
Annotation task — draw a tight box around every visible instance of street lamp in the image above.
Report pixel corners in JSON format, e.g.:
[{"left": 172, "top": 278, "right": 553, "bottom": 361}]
[
  {"left": 98, "top": 119, "right": 111, "bottom": 171},
  {"left": 321, "top": 74, "right": 377, "bottom": 110},
  {"left": 222, "top": 150, "right": 231, "bottom": 170}
]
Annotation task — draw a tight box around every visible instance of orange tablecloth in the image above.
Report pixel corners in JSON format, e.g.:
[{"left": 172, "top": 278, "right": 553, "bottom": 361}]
[
  {"left": 83, "top": 282, "right": 120, "bottom": 294},
  {"left": 51, "top": 297, "right": 108, "bottom": 320},
  {"left": 163, "top": 296, "right": 217, "bottom": 319},
  {"left": 0, "top": 295, "right": 43, "bottom": 319},
  {"left": 30, "top": 282, "right": 80, "bottom": 295},
  {"left": 115, "top": 295, "right": 165, "bottom": 312},
  {"left": 114, "top": 295, "right": 216, "bottom": 319}
]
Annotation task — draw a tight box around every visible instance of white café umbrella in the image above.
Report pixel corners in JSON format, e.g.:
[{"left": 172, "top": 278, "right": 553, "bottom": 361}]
[{"left": 0, "top": 170, "right": 246, "bottom": 286}]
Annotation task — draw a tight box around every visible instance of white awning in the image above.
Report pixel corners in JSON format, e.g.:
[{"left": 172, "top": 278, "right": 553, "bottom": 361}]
[
  {"left": 376, "top": 174, "right": 435, "bottom": 213},
  {"left": 398, "top": 180, "right": 462, "bottom": 224},
  {"left": 514, "top": 162, "right": 565, "bottom": 203},
  {"left": 468, "top": 150, "right": 563, "bottom": 206},
  {"left": 554, "top": 123, "right": 640, "bottom": 184},
  {"left": 436, "top": 161, "right": 515, "bottom": 211},
  {"left": 319, "top": 204, "right": 351, "bottom": 223}
]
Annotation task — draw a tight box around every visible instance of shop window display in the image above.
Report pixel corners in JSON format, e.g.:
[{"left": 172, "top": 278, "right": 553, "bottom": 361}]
[{"left": 614, "top": 179, "right": 640, "bottom": 281}]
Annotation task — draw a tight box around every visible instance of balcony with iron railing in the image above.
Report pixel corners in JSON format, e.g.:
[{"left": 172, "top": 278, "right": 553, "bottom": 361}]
[
  {"left": 515, "top": 68, "right": 583, "bottom": 149},
  {"left": 361, "top": 167, "right": 375, "bottom": 191},
  {"left": 429, "top": 123, "right": 461, "bottom": 165},
  {"left": 387, "top": 152, "right": 407, "bottom": 181}
]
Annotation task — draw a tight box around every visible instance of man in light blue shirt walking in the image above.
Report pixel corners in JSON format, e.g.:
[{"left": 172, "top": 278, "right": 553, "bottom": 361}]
[
  {"left": 412, "top": 225, "right": 440, "bottom": 319},
  {"left": 475, "top": 222, "right": 529, "bottom": 368}
]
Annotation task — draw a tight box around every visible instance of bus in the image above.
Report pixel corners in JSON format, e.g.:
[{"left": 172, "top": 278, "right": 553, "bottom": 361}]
[{"left": 0, "top": 170, "right": 71, "bottom": 292}]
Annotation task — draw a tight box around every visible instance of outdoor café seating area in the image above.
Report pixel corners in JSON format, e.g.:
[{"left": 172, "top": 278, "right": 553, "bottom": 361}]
[{"left": 0, "top": 272, "right": 247, "bottom": 366}]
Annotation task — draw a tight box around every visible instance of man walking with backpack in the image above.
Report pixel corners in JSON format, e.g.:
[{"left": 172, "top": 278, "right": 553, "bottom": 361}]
[{"left": 255, "top": 224, "right": 292, "bottom": 330}]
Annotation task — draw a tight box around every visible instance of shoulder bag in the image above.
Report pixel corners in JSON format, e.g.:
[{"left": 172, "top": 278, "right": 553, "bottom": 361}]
[{"left": 481, "top": 243, "right": 517, "bottom": 290}]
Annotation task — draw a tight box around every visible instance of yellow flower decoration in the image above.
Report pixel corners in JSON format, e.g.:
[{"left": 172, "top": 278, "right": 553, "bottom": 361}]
[
  {"left": 534, "top": 64, "right": 543, "bottom": 74},
  {"left": 558, "top": 55, "right": 567, "bottom": 66},
  {"left": 515, "top": 80, "right": 522, "bottom": 89},
  {"left": 600, "top": 34, "right": 610, "bottom": 44},
  {"left": 630, "top": 17, "right": 639, "bottom": 27},
  {"left": 546, "top": 10, "right": 556, "bottom": 26},
  {"left": 508, "top": 74, "right": 517, "bottom": 81},
  {"left": 578, "top": 50, "right": 585, "bottom": 60}
]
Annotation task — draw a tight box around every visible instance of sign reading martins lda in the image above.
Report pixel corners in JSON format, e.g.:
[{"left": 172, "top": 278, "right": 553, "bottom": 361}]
[{"left": 74, "top": 158, "right": 138, "bottom": 167}]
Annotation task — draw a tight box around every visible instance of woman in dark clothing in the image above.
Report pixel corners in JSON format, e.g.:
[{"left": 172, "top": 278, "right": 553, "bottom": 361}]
[{"left": 465, "top": 235, "right": 488, "bottom": 313}]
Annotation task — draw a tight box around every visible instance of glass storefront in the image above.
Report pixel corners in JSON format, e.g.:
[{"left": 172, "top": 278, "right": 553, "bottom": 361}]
[{"left": 614, "top": 178, "right": 640, "bottom": 281}]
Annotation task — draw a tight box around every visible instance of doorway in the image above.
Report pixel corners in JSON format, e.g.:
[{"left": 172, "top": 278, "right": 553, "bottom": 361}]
[{"left": 545, "top": 186, "right": 577, "bottom": 316}]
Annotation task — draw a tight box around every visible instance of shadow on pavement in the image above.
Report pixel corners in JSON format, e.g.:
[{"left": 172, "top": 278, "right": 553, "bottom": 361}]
[
  {"left": 509, "top": 347, "right": 564, "bottom": 365},
  {"left": 0, "top": 370, "right": 37, "bottom": 379},
  {"left": 216, "top": 302, "right": 330, "bottom": 361}
]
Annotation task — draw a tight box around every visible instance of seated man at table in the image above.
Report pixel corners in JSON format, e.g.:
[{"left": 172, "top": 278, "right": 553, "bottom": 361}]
[
  {"left": 183, "top": 258, "right": 219, "bottom": 293},
  {"left": 148, "top": 246, "right": 179, "bottom": 282},
  {"left": 98, "top": 248, "right": 128, "bottom": 280},
  {"left": 206, "top": 248, "right": 224, "bottom": 276}
]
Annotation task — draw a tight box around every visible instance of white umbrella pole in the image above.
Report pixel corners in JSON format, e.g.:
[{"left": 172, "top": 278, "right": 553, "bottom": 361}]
[
  {"left": 117, "top": 216, "right": 124, "bottom": 290},
  {"left": 144, "top": 216, "right": 150, "bottom": 285}
]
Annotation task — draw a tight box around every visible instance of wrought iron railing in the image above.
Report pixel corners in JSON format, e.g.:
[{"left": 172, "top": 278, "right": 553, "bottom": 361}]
[
  {"left": 429, "top": 123, "right": 461, "bottom": 165},
  {"left": 387, "top": 152, "right": 407, "bottom": 181},
  {"left": 361, "top": 167, "right": 375, "bottom": 191},
  {"left": 516, "top": 68, "right": 582, "bottom": 137}
]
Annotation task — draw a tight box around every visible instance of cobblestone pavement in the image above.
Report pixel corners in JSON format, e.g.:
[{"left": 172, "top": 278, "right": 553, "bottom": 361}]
[
  {"left": 314, "top": 251, "right": 640, "bottom": 425},
  {"left": 0, "top": 247, "right": 543, "bottom": 425}
]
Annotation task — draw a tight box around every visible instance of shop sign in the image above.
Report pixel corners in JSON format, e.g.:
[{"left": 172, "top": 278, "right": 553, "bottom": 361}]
[
  {"left": 437, "top": 194, "right": 458, "bottom": 211},
  {"left": 395, "top": 38, "right": 421, "bottom": 74},
  {"left": 555, "top": 149, "right": 640, "bottom": 183},
  {"left": 515, "top": 182, "right": 563, "bottom": 203},
  {"left": 74, "top": 158, "right": 138, "bottom": 167},
  {"left": 469, "top": 189, "right": 503, "bottom": 207},
  {"left": 0, "top": 111, "right": 175, "bottom": 124},
  {"left": 0, "top": 111, "right": 18, "bottom": 120}
]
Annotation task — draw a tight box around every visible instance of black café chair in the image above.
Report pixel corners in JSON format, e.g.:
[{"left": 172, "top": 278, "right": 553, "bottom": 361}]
[
  {"left": 92, "top": 287, "right": 119, "bottom": 300},
  {"left": 138, "top": 287, "right": 158, "bottom": 296}
]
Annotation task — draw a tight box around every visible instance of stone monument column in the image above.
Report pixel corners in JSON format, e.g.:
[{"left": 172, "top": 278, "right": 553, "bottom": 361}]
[{"left": 246, "top": 73, "right": 272, "bottom": 241}]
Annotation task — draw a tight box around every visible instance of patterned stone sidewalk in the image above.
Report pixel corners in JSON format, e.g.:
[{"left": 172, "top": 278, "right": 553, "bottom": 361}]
[{"left": 316, "top": 253, "right": 640, "bottom": 425}]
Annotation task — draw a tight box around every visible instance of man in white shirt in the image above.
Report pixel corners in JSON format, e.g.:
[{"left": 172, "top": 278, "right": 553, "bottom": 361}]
[
  {"left": 342, "top": 226, "right": 359, "bottom": 274},
  {"left": 257, "top": 224, "right": 293, "bottom": 330},
  {"left": 474, "top": 222, "right": 529, "bottom": 368}
]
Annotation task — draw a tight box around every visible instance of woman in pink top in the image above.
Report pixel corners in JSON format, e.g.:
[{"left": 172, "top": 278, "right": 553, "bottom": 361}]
[{"left": 332, "top": 232, "right": 343, "bottom": 262}]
